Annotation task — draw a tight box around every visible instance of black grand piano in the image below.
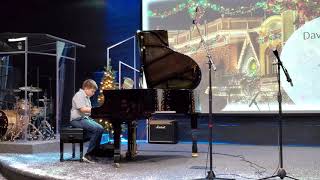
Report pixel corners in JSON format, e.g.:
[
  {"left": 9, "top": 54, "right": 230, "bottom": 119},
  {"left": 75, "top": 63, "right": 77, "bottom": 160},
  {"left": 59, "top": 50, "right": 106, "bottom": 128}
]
[{"left": 91, "top": 30, "right": 201, "bottom": 165}]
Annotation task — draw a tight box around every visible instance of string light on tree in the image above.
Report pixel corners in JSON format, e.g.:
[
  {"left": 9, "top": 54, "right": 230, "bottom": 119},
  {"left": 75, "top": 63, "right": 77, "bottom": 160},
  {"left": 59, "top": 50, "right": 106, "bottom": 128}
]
[
  {"left": 96, "top": 65, "right": 116, "bottom": 132},
  {"left": 97, "top": 65, "right": 116, "bottom": 105}
]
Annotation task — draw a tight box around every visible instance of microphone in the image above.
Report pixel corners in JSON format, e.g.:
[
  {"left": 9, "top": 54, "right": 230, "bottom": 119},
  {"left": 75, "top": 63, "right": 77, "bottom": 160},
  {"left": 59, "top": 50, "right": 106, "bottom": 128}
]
[
  {"left": 272, "top": 49, "right": 280, "bottom": 60},
  {"left": 249, "top": 91, "right": 260, "bottom": 107},
  {"left": 283, "top": 68, "right": 293, "bottom": 87},
  {"left": 272, "top": 49, "right": 293, "bottom": 87}
]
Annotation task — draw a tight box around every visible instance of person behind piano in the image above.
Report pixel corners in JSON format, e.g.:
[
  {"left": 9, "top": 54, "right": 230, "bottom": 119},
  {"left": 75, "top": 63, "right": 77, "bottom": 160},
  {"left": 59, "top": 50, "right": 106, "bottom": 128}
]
[
  {"left": 122, "top": 77, "right": 134, "bottom": 89},
  {"left": 70, "top": 79, "right": 104, "bottom": 163}
]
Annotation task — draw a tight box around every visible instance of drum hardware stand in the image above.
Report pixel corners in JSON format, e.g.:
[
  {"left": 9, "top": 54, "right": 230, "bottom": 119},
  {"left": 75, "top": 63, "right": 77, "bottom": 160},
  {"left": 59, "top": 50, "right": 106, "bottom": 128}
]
[
  {"left": 27, "top": 122, "right": 44, "bottom": 140},
  {"left": 7, "top": 115, "right": 28, "bottom": 141},
  {"left": 2, "top": 123, "right": 15, "bottom": 141},
  {"left": 2, "top": 112, "right": 21, "bottom": 141},
  {"left": 26, "top": 92, "right": 44, "bottom": 140},
  {"left": 38, "top": 96, "right": 55, "bottom": 140},
  {"left": 193, "top": 7, "right": 234, "bottom": 180},
  {"left": 39, "top": 120, "right": 55, "bottom": 140},
  {"left": 28, "top": 92, "right": 33, "bottom": 104},
  {"left": 9, "top": 114, "right": 43, "bottom": 141},
  {"left": 258, "top": 50, "right": 298, "bottom": 180}
]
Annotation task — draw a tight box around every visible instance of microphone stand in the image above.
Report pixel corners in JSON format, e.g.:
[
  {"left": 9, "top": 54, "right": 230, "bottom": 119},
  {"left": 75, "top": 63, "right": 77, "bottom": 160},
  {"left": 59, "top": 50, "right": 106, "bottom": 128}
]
[
  {"left": 193, "top": 20, "right": 234, "bottom": 180},
  {"left": 259, "top": 50, "right": 298, "bottom": 180},
  {"left": 252, "top": 99, "right": 261, "bottom": 111},
  {"left": 249, "top": 91, "right": 261, "bottom": 111}
]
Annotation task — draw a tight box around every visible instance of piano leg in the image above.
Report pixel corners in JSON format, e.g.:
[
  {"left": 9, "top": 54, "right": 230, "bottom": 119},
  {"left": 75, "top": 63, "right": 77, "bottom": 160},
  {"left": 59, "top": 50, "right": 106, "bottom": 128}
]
[
  {"left": 126, "top": 121, "right": 137, "bottom": 160},
  {"left": 191, "top": 113, "right": 198, "bottom": 157},
  {"left": 113, "top": 123, "right": 121, "bottom": 167}
]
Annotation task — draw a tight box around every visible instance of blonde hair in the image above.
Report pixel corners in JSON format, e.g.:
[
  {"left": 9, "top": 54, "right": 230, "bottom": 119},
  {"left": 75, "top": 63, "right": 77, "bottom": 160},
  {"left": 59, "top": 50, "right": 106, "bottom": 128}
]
[{"left": 82, "top": 79, "right": 98, "bottom": 90}]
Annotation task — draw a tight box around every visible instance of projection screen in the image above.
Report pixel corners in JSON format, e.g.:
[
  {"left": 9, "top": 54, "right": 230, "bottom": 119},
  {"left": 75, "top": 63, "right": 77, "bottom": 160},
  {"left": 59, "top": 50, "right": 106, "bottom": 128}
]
[{"left": 142, "top": 0, "right": 320, "bottom": 113}]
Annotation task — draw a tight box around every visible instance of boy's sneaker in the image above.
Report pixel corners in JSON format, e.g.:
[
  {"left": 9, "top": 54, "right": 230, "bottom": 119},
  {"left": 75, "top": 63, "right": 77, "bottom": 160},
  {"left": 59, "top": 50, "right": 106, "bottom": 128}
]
[
  {"left": 192, "top": 153, "right": 199, "bottom": 157},
  {"left": 82, "top": 154, "right": 97, "bottom": 163}
]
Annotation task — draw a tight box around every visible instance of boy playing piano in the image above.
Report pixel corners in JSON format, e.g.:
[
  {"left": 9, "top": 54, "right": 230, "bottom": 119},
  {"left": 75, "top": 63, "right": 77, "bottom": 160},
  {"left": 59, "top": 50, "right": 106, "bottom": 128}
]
[{"left": 70, "top": 79, "right": 104, "bottom": 163}]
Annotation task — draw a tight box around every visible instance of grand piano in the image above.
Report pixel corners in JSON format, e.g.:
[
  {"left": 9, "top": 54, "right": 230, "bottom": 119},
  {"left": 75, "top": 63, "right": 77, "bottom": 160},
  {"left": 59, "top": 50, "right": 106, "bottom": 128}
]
[{"left": 91, "top": 30, "right": 201, "bottom": 165}]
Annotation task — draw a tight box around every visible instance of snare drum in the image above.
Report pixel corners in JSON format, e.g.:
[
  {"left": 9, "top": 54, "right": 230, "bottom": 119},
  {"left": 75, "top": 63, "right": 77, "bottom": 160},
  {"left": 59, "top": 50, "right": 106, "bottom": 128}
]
[
  {"left": 31, "top": 107, "right": 41, "bottom": 116},
  {"left": 15, "top": 99, "right": 31, "bottom": 115},
  {"left": 32, "top": 106, "right": 46, "bottom": 117}
]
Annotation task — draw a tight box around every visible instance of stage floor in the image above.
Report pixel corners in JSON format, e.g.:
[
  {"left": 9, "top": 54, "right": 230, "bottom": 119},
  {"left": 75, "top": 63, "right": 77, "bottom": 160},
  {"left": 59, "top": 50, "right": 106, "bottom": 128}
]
[{"left": 0, "top": 142, "right": 319, "bottom": 180}]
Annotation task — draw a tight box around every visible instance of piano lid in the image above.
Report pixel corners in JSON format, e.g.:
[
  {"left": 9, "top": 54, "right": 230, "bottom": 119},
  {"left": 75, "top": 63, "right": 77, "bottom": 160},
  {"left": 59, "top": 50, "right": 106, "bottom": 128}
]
[{"left": 137, "top": 30, "right": 201, "bottom": 90}]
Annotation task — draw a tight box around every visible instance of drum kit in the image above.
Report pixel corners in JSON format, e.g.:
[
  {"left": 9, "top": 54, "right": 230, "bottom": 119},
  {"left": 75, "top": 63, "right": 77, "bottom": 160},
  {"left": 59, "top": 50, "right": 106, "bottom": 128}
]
[{"left": 0, "top": 86, "right": 55, "bottom": 141}]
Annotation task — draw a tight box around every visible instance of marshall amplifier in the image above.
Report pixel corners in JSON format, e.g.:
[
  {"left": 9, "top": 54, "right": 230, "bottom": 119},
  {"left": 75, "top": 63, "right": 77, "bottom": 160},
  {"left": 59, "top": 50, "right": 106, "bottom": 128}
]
[{"left": 148, "top": 120, "right": 178, "bottom": 144}]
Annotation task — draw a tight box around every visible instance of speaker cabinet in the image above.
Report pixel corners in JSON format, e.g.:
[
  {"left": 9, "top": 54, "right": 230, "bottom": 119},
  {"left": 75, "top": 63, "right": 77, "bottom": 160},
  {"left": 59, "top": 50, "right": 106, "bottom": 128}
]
[{"left": 148, "top": 120, "right": 178, "bottom": 144}]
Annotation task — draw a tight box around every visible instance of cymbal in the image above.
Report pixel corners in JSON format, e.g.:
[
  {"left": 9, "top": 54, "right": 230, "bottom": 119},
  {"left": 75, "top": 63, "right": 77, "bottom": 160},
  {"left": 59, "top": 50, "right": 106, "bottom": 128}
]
[
  {"left": 0, "top": 89, "right": 13, "bottom": 92},
  {"left": 0, "top": 89, "right": 20, "bottom": 93},
  {"left": 19, "top": 86, "right": 42, "bottom": 92},
  {"left": 38, "top": 99, "right": 50, "bottom": 102},
  {"left": 0, "top": 100, "right": 15, "bottom": 104},
  {"left": 13, "top": 89, "right": 21, "bottom": 93}
]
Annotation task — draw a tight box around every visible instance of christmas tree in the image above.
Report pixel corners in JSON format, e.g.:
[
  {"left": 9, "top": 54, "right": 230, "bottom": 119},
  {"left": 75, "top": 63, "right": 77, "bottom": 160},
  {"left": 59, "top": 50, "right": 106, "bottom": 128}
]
[
  {"left": 98, "top": 65, "right": 117, "bottom": 105},
  {"left": 96, "top": 65, "right": 117, "bottom": 132}
]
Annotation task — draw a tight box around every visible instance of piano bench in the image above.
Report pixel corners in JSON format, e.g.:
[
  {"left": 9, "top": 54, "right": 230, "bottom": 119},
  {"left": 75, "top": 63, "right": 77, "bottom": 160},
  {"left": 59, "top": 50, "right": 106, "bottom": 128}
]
[{"left": 60, "top": 127, "right": 84, "bottom": 162}]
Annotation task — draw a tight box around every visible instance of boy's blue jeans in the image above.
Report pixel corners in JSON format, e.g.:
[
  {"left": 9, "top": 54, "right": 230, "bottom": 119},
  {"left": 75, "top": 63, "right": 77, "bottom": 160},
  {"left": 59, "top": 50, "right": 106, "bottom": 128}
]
[{"left": 70, "top": 117, "right": 104, "bottom": 155}]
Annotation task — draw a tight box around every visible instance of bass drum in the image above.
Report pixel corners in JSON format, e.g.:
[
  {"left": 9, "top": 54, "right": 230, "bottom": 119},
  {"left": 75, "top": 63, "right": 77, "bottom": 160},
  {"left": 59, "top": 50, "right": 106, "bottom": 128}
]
[
  {"left": 0, "top": 110, "right": 18, "bottom": 140},
  {"left": 0, "top": 110, "right": 8, "bottom": 138}
]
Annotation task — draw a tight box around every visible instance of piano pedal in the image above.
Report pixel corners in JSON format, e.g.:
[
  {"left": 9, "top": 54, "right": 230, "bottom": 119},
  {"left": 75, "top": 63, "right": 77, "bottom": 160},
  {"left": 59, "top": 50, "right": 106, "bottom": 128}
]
[
  {"left": 125, "top": 151, "right": 137, "bottom": 160},
  {"left": 192, "top": 153, "right": 199, "bottom": 158},
  {"left": 120, "top": 154, "right": 125, "bottom": 160}
]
